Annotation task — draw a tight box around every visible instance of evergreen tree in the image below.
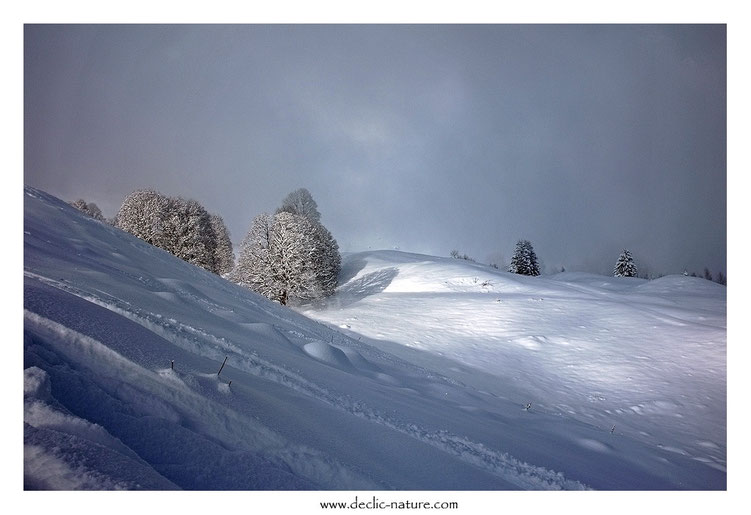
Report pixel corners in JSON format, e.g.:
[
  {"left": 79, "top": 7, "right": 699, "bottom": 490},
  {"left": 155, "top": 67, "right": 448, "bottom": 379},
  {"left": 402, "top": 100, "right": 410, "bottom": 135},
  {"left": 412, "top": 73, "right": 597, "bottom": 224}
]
[
  {"left": 613, "top": 249, "right": 638, "bottom": 277},
  {"left": 703, "top": 267, "right": 713, "bottom": 281},
  {"left": 508, "top": 240, "right": 540, "bottom": 276}
]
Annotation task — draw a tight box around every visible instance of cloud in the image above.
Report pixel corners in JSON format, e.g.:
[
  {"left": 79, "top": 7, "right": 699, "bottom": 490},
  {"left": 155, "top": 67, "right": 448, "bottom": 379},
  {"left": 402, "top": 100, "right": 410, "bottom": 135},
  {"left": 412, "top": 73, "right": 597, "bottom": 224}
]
[{"left": 24, "top": 24, "right": 726, "bottom": 276}]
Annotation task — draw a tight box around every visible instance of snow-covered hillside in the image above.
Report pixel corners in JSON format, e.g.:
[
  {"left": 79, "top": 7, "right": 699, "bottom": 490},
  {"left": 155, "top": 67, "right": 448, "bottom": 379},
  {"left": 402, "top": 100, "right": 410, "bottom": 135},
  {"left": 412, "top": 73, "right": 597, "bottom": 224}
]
[
  {"left": 301, "top": 250, "right": 727, "bottom": 490},
  {"left": 23, "top": 187, "right": 725, "bottom": 491}
]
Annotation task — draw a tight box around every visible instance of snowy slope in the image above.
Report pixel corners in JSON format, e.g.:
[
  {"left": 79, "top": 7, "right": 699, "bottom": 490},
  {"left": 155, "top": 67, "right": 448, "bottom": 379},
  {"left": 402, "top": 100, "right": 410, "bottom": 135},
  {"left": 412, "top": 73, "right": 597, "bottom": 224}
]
[
  {"left": 301, "top": 251, "right": 727, "bottom": 490},
  {"left": 23, "top": 187, "right": 725, "bottom": 490}
]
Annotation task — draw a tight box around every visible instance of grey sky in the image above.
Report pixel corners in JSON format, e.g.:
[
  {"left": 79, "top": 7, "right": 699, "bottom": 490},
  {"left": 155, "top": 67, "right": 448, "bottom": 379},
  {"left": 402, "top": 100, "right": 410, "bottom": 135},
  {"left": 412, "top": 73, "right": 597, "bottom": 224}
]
[{"left": 24, "top": 24, "right": 726, "bottom": 276}]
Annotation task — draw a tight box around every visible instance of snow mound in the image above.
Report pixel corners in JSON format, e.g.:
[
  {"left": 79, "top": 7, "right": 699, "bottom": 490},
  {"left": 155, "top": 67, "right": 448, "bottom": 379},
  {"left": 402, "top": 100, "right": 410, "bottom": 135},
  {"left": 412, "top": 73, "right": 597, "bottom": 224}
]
[
  {"left": 634, "top": 274, "right": 726, "bottom": 295},
  {"left": 303, "top": 341, "right": 356, "bottom": 370}
]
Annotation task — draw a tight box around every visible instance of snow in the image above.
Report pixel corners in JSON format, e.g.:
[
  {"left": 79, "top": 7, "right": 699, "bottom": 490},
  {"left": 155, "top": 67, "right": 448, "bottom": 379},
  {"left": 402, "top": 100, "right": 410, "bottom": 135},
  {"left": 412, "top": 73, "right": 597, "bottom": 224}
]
[
  {"left": 22, "top": 186, "right": 726, "bottom": 496},
  {"left": 301, "top": 250, "right": 727, "bottom": 489}
]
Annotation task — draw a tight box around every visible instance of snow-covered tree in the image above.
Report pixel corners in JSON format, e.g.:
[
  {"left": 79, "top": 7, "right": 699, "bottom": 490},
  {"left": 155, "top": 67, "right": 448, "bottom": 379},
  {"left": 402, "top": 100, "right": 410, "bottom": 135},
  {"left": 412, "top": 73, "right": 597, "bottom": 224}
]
[
  {"left": 613, "top": 249, "right": 638, "bottom": 277},
  {"left": 310, "top": 221, "right": 341, "bottom": 297},
  {"left": 508, "top": 240, "right": 540, "bottom": 276},
  {"left": 210, "top": 214, "right": 235, "bottom": 276},
  {"left": 115, "top": 190, "right": 231, "bottom": 275},
  {"left": 234, "top": 212, "right": 321, "bottom": 304},
  {"left": 161, "top": 197, "right": 218, "bottom": 273},
  {"left": 69, "top": 199, "right": 106, "bottom": 222},
  {"left": 269, "top": 212, "right": 321, "bottom": 304},
  {"left": 234, "top": 190, "right": 341, "bottom": 305},
  {"left": 114, "top": 190, "right": 171, "bottom": 246},
  {"left": 232, "top": 213, "right": 275, "bottom": 298},
  {"left": 276, "top": 188, "right": 321, "bottom": 222}
]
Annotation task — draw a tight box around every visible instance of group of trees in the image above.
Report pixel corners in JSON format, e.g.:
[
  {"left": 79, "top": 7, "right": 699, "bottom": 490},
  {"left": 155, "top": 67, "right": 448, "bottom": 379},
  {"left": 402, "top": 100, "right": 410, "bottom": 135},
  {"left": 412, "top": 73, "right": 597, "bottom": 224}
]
[
  {"left": 485, "top": 241, "right": 724, "bottom": 284},
  {"left": 73, "top": 187, "right": 341, "bottom": 305},
  {"left": 111, "top": 190, "right": 234, "bottom": 276},
  {"left": 684, "top": 267, "right": 726, "bottom": 285},
  {"left": 504, "top": 241, "right": 634, "bottom": 278},
  {"left": 451, "top": 240, "right": 542, "bottom": 277},
  {"left": 83, "top": 187, "right": 341, "bottom": 305},
  {"left": 71, "top": 191, "right": 233, "bottom": 276},
  {"left": 69, "top": 199, "right": 106, "bottom": 222},
  {"left": 73, "top": 186, "right": 726, "bottom": 299},
  {"left": 615, "top": 250, "right": 725, "bottom": 284},
  {"left": 230, "top": 189, "right": 341, "bottom": 305}
]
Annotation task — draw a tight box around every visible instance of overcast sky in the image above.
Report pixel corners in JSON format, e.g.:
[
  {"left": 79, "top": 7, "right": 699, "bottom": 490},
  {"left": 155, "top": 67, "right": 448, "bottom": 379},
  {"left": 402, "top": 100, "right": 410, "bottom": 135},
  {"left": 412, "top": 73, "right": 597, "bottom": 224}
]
[{"left": 24, "top": 24, "right": 726, "bottom": 276}]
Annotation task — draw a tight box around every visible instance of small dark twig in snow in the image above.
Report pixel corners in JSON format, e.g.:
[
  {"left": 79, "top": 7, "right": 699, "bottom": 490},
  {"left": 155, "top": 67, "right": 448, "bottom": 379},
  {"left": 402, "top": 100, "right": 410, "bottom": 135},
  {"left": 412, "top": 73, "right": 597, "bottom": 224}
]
[
  {"left": 524, "top": 403, "right": 532, "bottom": 411},
  {"left": 218, "top": 356, "right": 228, "bottom": 376},
  {"left": 610, "top": 425, "right": 616, "bottom": 434}
]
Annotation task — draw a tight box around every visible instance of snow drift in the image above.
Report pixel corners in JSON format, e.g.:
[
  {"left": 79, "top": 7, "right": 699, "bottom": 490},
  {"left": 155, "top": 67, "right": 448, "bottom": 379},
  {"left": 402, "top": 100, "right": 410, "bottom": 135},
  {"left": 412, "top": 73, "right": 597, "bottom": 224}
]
[{"left": 23, "top": 187, "right": 725, "bottom": 490}]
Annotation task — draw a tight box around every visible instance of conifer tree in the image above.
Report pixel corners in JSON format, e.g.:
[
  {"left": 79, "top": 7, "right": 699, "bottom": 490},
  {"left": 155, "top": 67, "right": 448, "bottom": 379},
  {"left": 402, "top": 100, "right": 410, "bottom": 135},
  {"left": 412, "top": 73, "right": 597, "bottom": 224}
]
[
  {"left": 508, "top": 240, "right": 540, "bottom": 276},
  {"left": 613, "top": 249, "right": 638, "bottom": 277}
]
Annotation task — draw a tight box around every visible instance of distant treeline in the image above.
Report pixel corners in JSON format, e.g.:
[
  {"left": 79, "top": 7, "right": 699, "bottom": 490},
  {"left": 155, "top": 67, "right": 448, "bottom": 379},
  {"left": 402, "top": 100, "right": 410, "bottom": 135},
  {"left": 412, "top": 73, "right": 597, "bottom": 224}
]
[{"left": 448, "top": 241, "right": 725, "bottom": 285}]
